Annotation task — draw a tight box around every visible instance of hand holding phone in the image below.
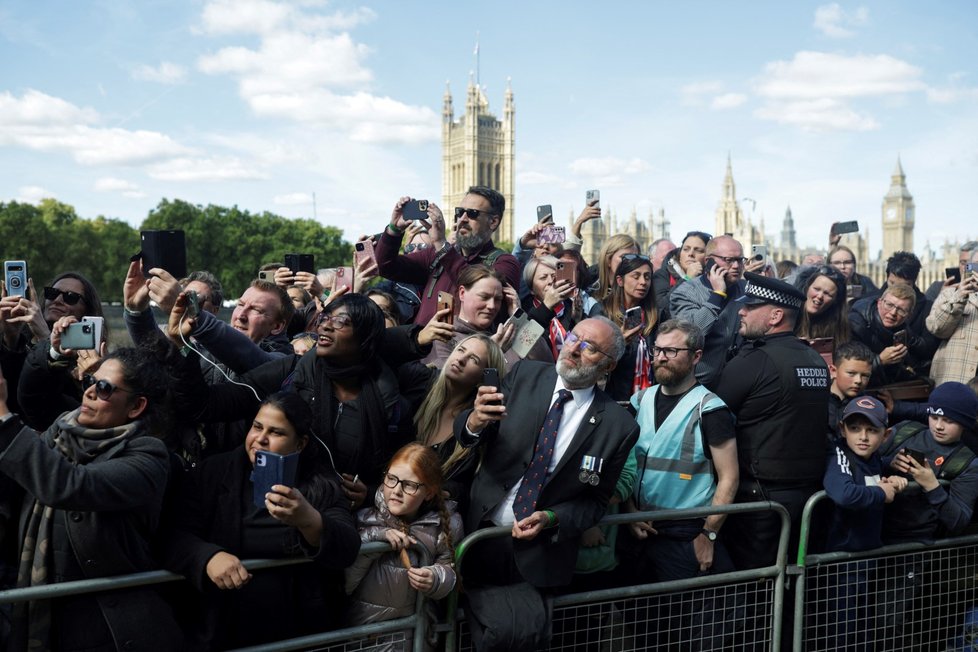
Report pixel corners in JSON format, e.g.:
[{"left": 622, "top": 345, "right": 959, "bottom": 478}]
[
  {"left": 893, "top": 330, "right": 908, "bottom": 347},
  {"left": 354, "top": 240, "right": 377, "bottom": 269},
  {"left": 536, "top": 204, "right": 554, "bottom": 224},
  {"left": 402, "top": 200, "right": 430, "bottom": 221},
  {"left": 3, "top": 261, "right": 28, "bottom": 298},
  {"left": 437, "top": 291, "right": 454, "bottom": 326}
]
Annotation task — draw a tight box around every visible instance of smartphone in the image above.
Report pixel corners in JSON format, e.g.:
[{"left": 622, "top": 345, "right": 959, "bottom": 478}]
[
  {"left": 141, "top": 230, "right": 187, "bottom": 279},
  {"left": 847, "top": 284, "right": 863, "bottom": 300},
  {"left": 402, "top": 199, "right": 429, "bottom": 221},
  {"left": 751, "top": 244, "right": 767, "bottom": 261},
  {"left": 354, "top": 240, "right": 377, "bottom": 268},
  {"left": 832, "top": 220, "right": 860, "bottom": 236},
  {"left": 586, "top": 189, "right": 600, "bottom": 208},
  {"left": 902, "top": 448, "right": 926, "bottom": 466},
  {"left": 284, "top": 253, "right": 315, "bottom": 275},
  {"left": 437, "top": 290, "right": 454, "bottom": 326},
  {"left": 536, "top": 204, "right": 554, "bottom": 224},
  {"left": 703, "top": 258, "right": 718, "bottom": 275},
  {"left": 4, "top": 260, "right": 28, "bottom": 298},
  {"left": 946, "top": 267, "right": 962, "bottom": 284},
  {"left": 62, "top": 321, "right": 96, "bottom": 350},
  {"left": 82, "top": 316, "right": 104, "bottom": 346},
  {"left": 893, "top": 330, "right": 908, "bottom": 346},
  {"left": 555, "top": 261, "right": 576, "bottom": 287},
  {"left": 252, "top": 450, "right": 300, "bottom": 508},
  {"left": 185, "top": 289, "right": 200, "bottom": 318},
  {"left": 482, "top": 367, "right": 500, "bottom": 392},
  {"left": 623, "top": 306, "right": 643, "bottom": 331},
  {"left": 538, "top": 225, "right": 565, "bottom": 245},
  {"left": 333, "top": 266, "right": 353, "bottom": 292},
  {"left": 504, "top": 308, "right": 528, "bottom": 331},
  {"left": 258, "top": 269, "right": 274, "bottom": 282}
]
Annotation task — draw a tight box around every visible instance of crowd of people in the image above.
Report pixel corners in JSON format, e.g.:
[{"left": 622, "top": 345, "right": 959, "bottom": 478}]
[{"left": 0, "top": 184, "right": 976, "bottom": 651}]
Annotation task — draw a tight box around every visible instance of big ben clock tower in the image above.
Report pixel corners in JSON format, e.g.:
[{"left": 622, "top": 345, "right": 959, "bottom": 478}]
[{"left": 881, "top": 157, "right": 914, "bottom": 261}]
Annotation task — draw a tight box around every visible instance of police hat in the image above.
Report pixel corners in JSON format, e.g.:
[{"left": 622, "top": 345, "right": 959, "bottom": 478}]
[{"left": 737, "top": 272, "right": 805, "bottom": 310}]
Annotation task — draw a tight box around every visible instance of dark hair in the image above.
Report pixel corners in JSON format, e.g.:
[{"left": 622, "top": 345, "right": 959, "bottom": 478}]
[
  {"left": 44, "top": 272, "right": 107, "bottom": 339},
  {"left": 365, "top": 288, "right": 400, "bottom": 324},
  {"left": 91, "top": 344, "right": 172, "bottom": 436},
  {"left": 183, "top": 270, "right": 224, "bottom": 307},
  {"left": 604, "top": 254, "right": 657, "bottom": 336},
  {"left": 794, "top": 265, "right": 850, "bottom": 342},
  {"left": 249, "top": 279, "right": 296, "bottom": 326},
  {"left": 885, "top": 251, "right": 922, "bottom": 284},
  {"left": 466, "top": 185, "right": 505, "bottom": 217},
  {"left": 287, "top": 285, "right": 313, "bottom": 306},
  {"left": 832, "top": 340, "right": 873, "bottom": 366},
  {"left": 322, "top": 293, "right": 386, "bottom": 359},
  {"left": 682, "top": 231, "right": 712, "bottom": 247}
]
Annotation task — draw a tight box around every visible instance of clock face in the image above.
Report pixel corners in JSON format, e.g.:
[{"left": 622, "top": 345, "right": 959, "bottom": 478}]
[{"left": 886, "top": 207, "right": 896, "bottom": 220}]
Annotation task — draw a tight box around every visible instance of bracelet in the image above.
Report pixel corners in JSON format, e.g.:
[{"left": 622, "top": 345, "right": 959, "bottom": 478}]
[
  {"left": 712, "top": 290, "right": 727, "bottom": 298},
  {"left": 123, "top": 307, "right": 145, "bottom": 317},
  {"left": 544, "top": 510, "right": 558, "bottom": 528},
  {"left": 387, "top": 223, "right": 404, "bottom": 235}
]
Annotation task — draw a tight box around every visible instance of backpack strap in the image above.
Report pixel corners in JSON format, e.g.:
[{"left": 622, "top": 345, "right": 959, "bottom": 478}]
[
  {"left": 938, "top": 444, "right": 977, "bottom": 481},
  {"left": 880, "top": 419, "right": 928, "bottom": 457}
]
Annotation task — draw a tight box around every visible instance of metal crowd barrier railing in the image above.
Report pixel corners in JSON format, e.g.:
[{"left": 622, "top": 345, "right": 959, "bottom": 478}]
[
  {"left": 792, "top": 488, "right": 978, "bottom": 651},
  {"left": 445, "top": 501, "right": 791, "bottom": 652},
  {"left": 0, "top": 541, "right": 429, "bottom": 652}
]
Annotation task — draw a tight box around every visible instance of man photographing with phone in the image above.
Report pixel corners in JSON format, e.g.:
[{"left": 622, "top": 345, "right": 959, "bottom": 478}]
[{"left": 375, "top": 187, "right": 520, "bottom": 326}]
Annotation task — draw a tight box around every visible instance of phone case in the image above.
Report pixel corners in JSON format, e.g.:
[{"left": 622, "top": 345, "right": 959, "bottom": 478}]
[
  {"left": 354, "top": 241, "right": 376, "bottom": 268},
  {"left": 82, "top": 316, "right": 104, "bottom": 346},
  {"left": 62, "top": 322, "right": 96, "bottom": 350},
  {"left": 334, "top": 267, "right": 353, "bottom": 292},
  {"left": 141, "top": 230, "right": 187, "bottom": 279},
  {"left": 253, "top": 450, "right": 300, "bottom": 508},
  {"left": 511, "top": 319, "right": 545, "bottom": 359},
  {"left": 4, "top": 261, "right": 28, "bottom": 298}
]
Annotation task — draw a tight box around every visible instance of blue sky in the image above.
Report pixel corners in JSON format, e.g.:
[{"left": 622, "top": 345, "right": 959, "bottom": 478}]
[{"left": 2, "top": 1, "right": 976, "bottom": 258}]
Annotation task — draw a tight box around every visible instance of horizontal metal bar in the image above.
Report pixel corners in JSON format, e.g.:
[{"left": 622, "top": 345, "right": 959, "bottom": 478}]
[{"left": 229, "top": 614, "right": 419, "bottom": 652}]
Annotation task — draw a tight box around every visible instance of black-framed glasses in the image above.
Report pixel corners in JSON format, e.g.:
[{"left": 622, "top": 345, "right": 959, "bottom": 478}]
[
  {"left": 317, "top": 313, "right": 353, "bottom": 329},
  {"left": 454, "top": 207, "right": 495, "bottom": 221},
  {"left": 564, "top": 331, "right": 613, "bottom": 359},
  {"left": 44, "top": 286, "right": 85, "bottom": 305},
  {"left": 683, "top": 230, "right": 713, "bottom": 244},
  {"left": 383, "top": 472, "right": 424, "bottom": 496},
  {"left": 710, "top": 254, "right": 748, "bottom": 266},
  {"left": 652, "top": 346, "right": 693, "bottom": 359},
  {"left": 82, "top": 374, "right": 134, "bottom": 401}
]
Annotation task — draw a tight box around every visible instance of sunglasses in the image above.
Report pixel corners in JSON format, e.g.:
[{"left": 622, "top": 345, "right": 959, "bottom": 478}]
[
  {"left": 815, "top": 265, "right": 846, "bottom": 285},
  {"left": 683, "top": 231, "right": 713, "bottom": 244},
  {"left": 404, "top": 242, "right": 430, "bottom": 254},
  {"left": 44, "top": 286, "right": 85, "bottom": 305},
  {"left": 82, "top": 374, "right": 135, "bottom": 401},
  {"left": 454, "top": 207, "right": 495, "bottom": 221}
]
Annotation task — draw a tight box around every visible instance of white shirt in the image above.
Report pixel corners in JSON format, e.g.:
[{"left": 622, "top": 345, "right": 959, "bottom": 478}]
[{"left": 489, "top": 377, "right": 596, "bottom": 526}]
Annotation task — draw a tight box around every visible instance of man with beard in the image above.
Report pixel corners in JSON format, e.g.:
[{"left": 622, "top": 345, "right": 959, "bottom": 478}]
[
  {"left": 621, "top": 319, "right": 738, "bottom": 578},
  {"left": 714, "top": 273, "right": 830, "bottom": 571},
  {"left": 375, "top": 186, "right": 521, "bottom": 326},
  {"left": 454, "top": 316, "right": 639, "bottom": 590}
]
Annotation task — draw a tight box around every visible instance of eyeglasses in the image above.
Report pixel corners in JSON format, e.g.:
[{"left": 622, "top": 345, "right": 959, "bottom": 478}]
[
  {"left": 652, "top": 346, "right": 693, "bottom": 359},
  {"left": 82, "top": 374, "right": 134, "bottom": 401},
  {"left": 829, "top": 258, "right": 855, "bottom": 267},
  {"left": 317, "top": 313, "right": 353, "bottom": 329},
  {"left": 383, "top": 472, "right": 424, "bottom": 496},
  {"left": 454, "top": 207, "right": 495, "bottom": 221},
  {"left": 684, "top": 231, "right": 713, "bottom": 244},
  {"left": 711, "top": 254, "right": 748, "bottom": 266},
  {"left": 878, "top": 298, "right": 910, "bottom": 318},
  {"left": 564, "top": 331, "right": 613, "bottom": 359},
  {"left": 44, "top": 286, "right": 85, "bottom": 305},
  {"left": 404, "top": 243, "right": 430, "bottom": 254}
]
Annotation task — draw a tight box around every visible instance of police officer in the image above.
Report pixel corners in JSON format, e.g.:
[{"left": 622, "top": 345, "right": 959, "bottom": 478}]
[{"left": 714, "top": 272, "right": 830, "bottom": 570}]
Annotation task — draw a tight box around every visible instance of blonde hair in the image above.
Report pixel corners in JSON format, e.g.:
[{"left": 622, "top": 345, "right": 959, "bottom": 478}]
[
  {"left": 594, "top": 234, "right": 639, "bottom": 299},
  {"left": 415, "top": 335, "right": 506, "bottom": 479}
]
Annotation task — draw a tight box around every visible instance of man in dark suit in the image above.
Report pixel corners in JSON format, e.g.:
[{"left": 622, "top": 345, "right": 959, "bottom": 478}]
[{"left": 455, "top": 316, "right": 640, "bottom": 589}]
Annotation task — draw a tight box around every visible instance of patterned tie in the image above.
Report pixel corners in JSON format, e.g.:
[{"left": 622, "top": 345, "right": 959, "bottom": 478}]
[{"left": 513, "top": 389, "right": 573, "bottom": 520}]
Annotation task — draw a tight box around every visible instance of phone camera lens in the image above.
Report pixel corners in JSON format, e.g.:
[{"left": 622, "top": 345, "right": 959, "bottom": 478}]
[
  {"left": 9, "top": 276, "right": 22, "bottom": 288},
  {"left": 82, "top": 324, "right": 92, "bottom": 333}
]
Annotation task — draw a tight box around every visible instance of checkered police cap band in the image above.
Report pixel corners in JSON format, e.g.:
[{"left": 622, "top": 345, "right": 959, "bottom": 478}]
[{"left": 744, "top": 279, "right": 804, "bottom": 309}]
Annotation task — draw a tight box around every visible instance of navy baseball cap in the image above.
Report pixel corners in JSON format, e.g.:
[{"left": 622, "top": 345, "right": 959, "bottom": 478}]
[{"left": 841, "top": 396, "right": 888, "bottom": 429}]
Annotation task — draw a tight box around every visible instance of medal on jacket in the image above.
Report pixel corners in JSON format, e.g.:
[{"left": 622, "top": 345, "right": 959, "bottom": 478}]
[{"left": 579, "top": 455, "right": 603, "bottom": 485}]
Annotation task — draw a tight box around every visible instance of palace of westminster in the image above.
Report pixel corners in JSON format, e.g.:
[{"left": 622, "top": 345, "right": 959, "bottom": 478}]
[{"left": 441, "top": 77, "right": 971, "bottom": 288}]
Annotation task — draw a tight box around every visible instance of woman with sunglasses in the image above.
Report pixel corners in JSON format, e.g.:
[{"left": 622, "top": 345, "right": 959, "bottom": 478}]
[
  {"left": 0, "top": 346, "right": 183, "bottom": 650},
  {"left": 161, "top": 391, "right": 359, "bottom": 649},
  {"left": 653, "top": 231, "right": 711, "bottom": 318},
  {"left": 792, "top": 265, "right": 851, "bottom": 355},
  {"left": 601, "top": 254, "right": 659, "bottom": 400}
]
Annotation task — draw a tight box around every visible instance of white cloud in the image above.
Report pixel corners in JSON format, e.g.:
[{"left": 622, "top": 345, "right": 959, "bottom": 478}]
[
  {"left": 16, "top": 185, "right": 52, "bottom": 203},
  {"left": 131, "top": 61, "right": 187, "bottom": 84},
  {"left": 568, "top": 157, "right": 650, "bottom": 177},
  {"left": 0, "top": 89, "right": 98, "bottom": 125},
  {"left": 94, "top": 177, "right": 139, "bottom": 192},
  {"left": 147, "top": 156, "right": 267, "bottom": 182},
  {"left": 681, "top": 80, "right": 724, "bottom": 106},
  {"left": 712, "top": 93, "right": 747, "bottom": 110},
  {"left": 195, "top": 0, "right": 436, "bottom": 144},
  {"left": 273, "top": 192, "right": 313, "bottom": 206},
  {"left": 813, "top": 4, "right": 869, "bottom": 39},
  {"left": 753, "top": 51, "right": 925, "bottom": 131}
]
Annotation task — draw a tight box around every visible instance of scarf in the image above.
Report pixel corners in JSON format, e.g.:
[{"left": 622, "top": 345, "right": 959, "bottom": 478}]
[
  {"left": 632, "top": 336, "right": 653, "bottom": 395},
  {"left": 312, "top": 359, "right": 390, "bottom": 483},
  {"left": 533, "top": 297, "right": 568, "bottom": 360},
  {"left": 13, "top": 410, "right": 141, "bottom": 651}
]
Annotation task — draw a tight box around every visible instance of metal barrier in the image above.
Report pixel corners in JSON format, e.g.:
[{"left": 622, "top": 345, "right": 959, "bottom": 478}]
[
  {"left": 0, "top": 541, "right": 430, "bottom": 652},
  {"left": 446, "top": 501, "right": 791, "bottom": 652},
  {"left": 793, "top": 489, "right": 978, "bottom": 651}
]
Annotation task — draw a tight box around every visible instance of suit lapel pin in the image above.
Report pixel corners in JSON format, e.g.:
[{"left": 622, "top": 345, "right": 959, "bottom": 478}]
[{"left": 589, "top": 416, "right": 596, "bottom": 424}]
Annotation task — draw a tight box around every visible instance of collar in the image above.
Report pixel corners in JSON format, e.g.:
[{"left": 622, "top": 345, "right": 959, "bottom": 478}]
[{"left": 554, "top": 375, "right": 595, "bottom": 408}]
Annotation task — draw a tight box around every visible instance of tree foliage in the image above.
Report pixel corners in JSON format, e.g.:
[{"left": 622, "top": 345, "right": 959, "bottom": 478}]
[{"left": 1, "top": 198, "right": 351, "bottom": 302}]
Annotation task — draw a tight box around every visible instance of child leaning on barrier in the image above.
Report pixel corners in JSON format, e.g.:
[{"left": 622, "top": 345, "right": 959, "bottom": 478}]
[
  {"left": 824, "top": 396, "right": 908, "bottom": 552},
  {"left": 344, "top": 443, "right": 464, "bottom": 650},
  {"left": 880, "top": 381, "right": 978, "bottom": 544}
]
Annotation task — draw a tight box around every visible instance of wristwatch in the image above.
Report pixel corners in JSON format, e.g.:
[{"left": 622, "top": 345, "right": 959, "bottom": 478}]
[{"left": 701, "top": 528, "right": 718, "bottom": 542}]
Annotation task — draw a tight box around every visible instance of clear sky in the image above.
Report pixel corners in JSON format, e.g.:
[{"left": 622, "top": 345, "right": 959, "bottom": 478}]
[{"left": 2, "top": 1, "right": 976, "bottom": 257}]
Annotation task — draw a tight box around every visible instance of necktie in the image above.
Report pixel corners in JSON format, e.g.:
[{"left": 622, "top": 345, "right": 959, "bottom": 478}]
[{"left": 513, "top": 389, "right": 573, "bottom": 520}]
